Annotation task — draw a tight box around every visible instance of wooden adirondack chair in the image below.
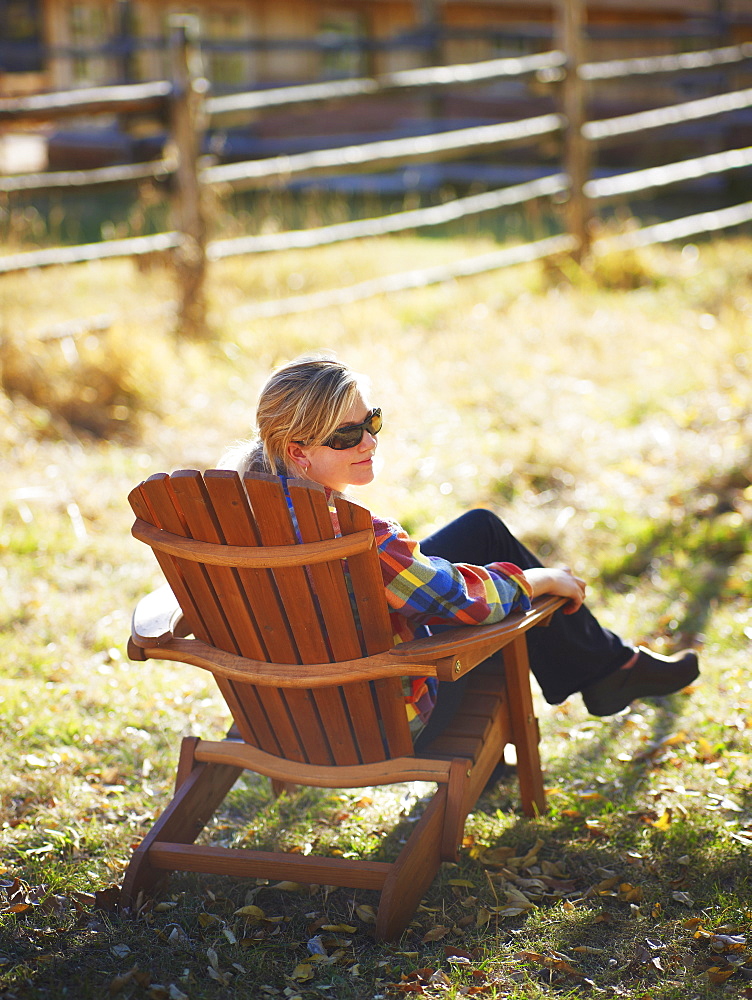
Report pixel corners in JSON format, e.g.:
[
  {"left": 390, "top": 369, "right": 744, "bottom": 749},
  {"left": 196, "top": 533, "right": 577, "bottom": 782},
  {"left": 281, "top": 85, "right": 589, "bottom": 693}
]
[{"left": 122, "top": 469, "right": 564, "bottom": 940}]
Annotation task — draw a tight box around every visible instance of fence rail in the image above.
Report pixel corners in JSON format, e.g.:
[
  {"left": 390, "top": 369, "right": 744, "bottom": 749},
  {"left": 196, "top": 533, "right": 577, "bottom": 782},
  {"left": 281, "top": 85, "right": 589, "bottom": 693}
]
[
  {"left": 0, "top": 80, "right": 172, "bottom": 123},
  {"left": 580, "top": 41, "right": 752, "bottom": 80},
  {"left": 205, "top": 50, "right": 568, "bottom": 117},
  {"left": 2, "top": 1, "right": 752, "bottom": 332}
]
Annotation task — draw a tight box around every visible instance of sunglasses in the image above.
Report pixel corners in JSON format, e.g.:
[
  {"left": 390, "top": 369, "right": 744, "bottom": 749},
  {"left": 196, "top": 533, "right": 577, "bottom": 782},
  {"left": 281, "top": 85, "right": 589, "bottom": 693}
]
[{"left": 297, "top": 407, "right": 382, "bottom": 450}]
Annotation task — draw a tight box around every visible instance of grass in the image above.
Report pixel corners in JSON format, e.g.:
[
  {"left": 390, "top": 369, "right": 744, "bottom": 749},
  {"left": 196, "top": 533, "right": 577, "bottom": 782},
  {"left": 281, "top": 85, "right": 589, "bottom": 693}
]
[{"left": 1, "top": 229, "right": 751, "bottom": 998}]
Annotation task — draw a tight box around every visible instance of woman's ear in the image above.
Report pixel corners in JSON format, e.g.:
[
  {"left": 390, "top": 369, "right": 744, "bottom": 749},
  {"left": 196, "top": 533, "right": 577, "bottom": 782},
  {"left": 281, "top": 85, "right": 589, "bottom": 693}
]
[{"left": 287, "top": 442, "right": 310, "bottom": 472}]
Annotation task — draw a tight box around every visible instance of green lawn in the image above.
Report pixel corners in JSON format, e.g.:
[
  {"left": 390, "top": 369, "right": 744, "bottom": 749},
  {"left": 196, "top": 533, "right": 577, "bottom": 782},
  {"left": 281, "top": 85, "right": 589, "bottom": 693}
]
[{"left": 1, "top": 233, "right": 751, "bottom": 998}]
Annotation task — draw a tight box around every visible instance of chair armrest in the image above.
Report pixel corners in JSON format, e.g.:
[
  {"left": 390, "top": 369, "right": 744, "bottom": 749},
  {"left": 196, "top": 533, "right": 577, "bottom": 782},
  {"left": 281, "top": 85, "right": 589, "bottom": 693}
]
[
  {"left": 387, "top": 594, "right": 567, "bottom": 682},
  {"left": 131, "top": 583, "right": 185, "bottom": 646},
  {"left": 130, "top": 593, "right": 566, "bottom": 686}
]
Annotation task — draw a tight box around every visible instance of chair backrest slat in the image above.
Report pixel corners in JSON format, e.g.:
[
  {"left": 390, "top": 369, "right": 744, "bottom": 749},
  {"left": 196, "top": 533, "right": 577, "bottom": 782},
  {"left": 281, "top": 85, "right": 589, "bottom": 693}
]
[
  {"left": 139, "top": 475, "right": 236, "bottom": 651},
  {"left": 340, "top": 684, "right": 391, "bottom": 763},
  {"left": 287, "top": 480, "right": 364, "bottom": 660},
  {"left": 167, "top": 471, "right": 300, "bottom": 754},
  {"left": 333, "top": 493, "right": 394, "bottom": 654},
  {"left": 243, "top": 477, "right": 366, "bottom": 764},
  {"left": 128, "top": 481, "right": 210, "bottom": 643},
  {"left": 170, "top": 471, "right": 266, "bottom": 657},
  {"left": 372, "top": 678, "right": 415, "bottom": 757},
  {"left": 204, "top": 471, "right": 298, "bottom": 663},
  {"left": 244, "top": 476, "right": 332, "bottom": 664},
  {"left": 286, "top": 480, "right": 394, "bottom": 764}
]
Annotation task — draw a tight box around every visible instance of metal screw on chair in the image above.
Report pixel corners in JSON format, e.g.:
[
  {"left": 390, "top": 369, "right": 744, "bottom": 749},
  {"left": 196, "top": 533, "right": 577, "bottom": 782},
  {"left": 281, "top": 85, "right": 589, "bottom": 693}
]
[{"left": 454, "top": 659, "right": 461, "bottom": 674}]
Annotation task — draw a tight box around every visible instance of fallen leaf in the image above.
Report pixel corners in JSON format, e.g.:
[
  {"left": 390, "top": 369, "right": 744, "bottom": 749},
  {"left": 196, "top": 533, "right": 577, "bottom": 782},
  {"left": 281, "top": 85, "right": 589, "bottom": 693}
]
[
  {"left": 541, "top": 860, "right": 567, "bottom": 877},
  {"left": 694, "top": 737, "right": 717, "bottom": 761},
  {"left": 505, "top": 887, "right": 536, "bottom": 908},
  {"left": 478, "top": 846, "right": 516, "bottom": 866},
  {"left": 444, "top": 946, "right": 474, "bottom": 960},
  {"left": 711, "top": 933, "right": 747, "bottom": 950},
  {"left": 651, "top": 810, "right": 672, "bottom": 831},
  {"left": 109, "top": 965, "right": 139, "bottom": 995},
  {"left": 290, "top": 962, "right": 315, "bottom": 982},
  {"left": 307, "top": 935, "right": 327, "bottom": 956},
  {"left": 672, "top": 891, "right": 694, "bottom": 907},
  {"left": 515, "top": 950, "right": 545, "bottom": 963},
  {"left": 422, "top": 925, "right": 450, "bottom": 943},
  {"left": 428, "top": 970, "right": 452, "bottom": 986},
  {"left": 705, "top": 966, "right": 735, "bottom": 984},
  {"left": 618, "top": 883, "right": 644, "bottom": 903},
  {"left": 355, "top": 903, "right": 377, "bottom": 924},
  {"left": 518, "top": 839, "right": 545, "bottom": 867}
]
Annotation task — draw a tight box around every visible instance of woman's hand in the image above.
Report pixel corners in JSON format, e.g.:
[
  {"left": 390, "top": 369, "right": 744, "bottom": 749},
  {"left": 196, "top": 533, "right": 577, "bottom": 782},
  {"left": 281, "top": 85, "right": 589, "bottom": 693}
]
[{"left": 523, "top": 566, "right": 587, "bottom": 615}]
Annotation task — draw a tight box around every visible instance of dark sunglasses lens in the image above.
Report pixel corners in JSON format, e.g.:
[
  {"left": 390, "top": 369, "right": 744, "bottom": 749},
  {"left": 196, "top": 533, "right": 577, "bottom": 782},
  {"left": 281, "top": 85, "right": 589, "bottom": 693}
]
[
  {"left": 328, "top": 409, "right": 382, "bottom": 449},
  {"left": 329, "top": 428, "right": 360, "bottom": 449}
]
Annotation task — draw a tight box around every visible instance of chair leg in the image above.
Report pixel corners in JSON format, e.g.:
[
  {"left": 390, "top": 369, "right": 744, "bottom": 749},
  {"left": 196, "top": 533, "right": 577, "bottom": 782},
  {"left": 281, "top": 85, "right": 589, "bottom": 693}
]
[
  {"left": 503, "top": 636, "right": 546, "bottom": 816},
  {"left": 120, "top": 739, "right": 243, "bottom": 910},
  {"left": 271, "top": 779, "right": 297, "bottom": 797},
  {"left": 375, "top": 788, "right": 446, "bottom": 941},
  {"left": 441, "top": 759, "right": 472, "bottom": 862}
]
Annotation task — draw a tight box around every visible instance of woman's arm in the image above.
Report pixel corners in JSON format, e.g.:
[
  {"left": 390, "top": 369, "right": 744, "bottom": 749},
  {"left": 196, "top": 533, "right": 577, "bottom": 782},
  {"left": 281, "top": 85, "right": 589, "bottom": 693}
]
[{"left": 374, "top": 517, "right": 532, "bottom": 629}]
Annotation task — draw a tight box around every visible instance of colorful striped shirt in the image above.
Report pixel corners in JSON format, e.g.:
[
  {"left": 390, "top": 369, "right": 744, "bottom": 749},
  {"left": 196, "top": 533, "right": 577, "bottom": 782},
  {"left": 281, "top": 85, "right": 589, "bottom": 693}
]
[{"left": 371, "top": 514, "right": 532, "bottom": 732}]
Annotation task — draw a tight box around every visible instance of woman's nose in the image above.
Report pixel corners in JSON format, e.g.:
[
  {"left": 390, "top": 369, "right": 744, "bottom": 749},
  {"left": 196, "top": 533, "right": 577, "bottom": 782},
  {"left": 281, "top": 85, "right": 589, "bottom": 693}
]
[{"left": 359, "top": 431, "right": 378, "bottom": 450}]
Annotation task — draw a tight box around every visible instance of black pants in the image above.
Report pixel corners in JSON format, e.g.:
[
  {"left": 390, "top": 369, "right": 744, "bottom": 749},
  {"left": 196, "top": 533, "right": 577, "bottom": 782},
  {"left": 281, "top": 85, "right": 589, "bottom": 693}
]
[{"left": 414, "top": 508, "right": 632, "bottom": 748}]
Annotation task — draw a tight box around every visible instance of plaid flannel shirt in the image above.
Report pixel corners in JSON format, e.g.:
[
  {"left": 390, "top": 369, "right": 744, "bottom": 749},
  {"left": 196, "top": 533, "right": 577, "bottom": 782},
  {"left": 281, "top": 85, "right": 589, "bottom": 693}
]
[{"left": 372, "top": 515, "right": 532, "bottom": 732}]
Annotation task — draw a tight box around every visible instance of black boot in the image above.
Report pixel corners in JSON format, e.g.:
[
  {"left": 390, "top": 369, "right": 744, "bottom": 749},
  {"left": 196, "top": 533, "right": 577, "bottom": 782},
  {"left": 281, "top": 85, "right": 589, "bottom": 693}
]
[{"left": 581, "top": 647, "right": 699, "bottom": 716}]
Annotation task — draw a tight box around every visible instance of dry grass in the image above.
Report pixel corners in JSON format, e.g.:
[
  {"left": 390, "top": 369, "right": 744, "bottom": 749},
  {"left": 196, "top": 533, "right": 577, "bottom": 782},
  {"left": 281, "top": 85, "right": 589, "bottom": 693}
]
[{"left": 0, "top": 232, "right": 751, "bottom": 998}]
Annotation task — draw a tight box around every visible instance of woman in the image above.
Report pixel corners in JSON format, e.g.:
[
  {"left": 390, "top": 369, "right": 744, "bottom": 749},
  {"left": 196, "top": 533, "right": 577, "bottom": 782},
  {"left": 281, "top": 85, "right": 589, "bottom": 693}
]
[{"left": 220, "top": 355, "right": 699, "bottom": 745}]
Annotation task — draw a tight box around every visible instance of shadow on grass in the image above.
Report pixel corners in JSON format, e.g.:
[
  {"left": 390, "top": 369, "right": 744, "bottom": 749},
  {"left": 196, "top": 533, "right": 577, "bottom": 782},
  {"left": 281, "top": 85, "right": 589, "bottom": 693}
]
[{"left": 4, "top": 726, "right": 751, "bottom": 1000}]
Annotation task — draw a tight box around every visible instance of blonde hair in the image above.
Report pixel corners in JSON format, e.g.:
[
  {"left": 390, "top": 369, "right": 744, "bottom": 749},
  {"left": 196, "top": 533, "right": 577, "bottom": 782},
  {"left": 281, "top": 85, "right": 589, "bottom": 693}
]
[{"left": 220, "top": 355, "right": 367, "bottom": 479}]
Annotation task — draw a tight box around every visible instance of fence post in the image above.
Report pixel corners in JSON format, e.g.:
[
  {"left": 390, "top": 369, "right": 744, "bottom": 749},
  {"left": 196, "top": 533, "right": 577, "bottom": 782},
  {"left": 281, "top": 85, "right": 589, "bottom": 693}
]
[
  {"left": 557, "top": 0, "right": 591, "bottom": 258},
  {"left": 168, "top": 15, "right": 208, "bottom": 338},
  {"left": 414, "top": 0, "right": 443, "bottom": 118}
]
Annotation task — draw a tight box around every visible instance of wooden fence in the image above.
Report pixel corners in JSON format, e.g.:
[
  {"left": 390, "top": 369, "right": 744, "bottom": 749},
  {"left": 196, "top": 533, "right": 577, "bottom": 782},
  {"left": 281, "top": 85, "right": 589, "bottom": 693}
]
[{"left": 1, "top": 1, "right": 752, "bottom": 332}]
